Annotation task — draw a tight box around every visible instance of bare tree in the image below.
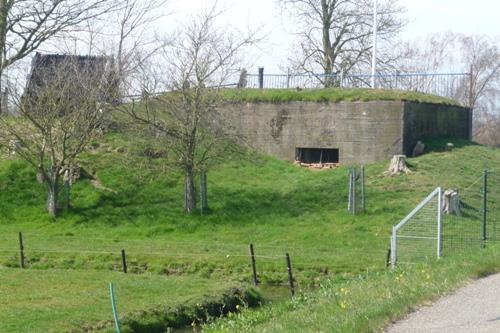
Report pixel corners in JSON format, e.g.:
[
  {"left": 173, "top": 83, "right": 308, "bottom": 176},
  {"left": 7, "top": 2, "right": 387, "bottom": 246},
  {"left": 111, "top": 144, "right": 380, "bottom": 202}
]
[
  {"left": 0, "top": 55, "right": 114, "bottom": 217},
  {"left": 393, "top": 33, "right": 500, "bottom": 143},
  {"left": 112, "top": 0, "right": 168, "bottom": 96},
  {"left": 0, "top": 0, "right": 120, "bottom": 113},
  {"left": 124, "top": 6, "right": 258, "bottom": 213},
  {"left": 279, "top": 0, "right": 405, "bottom": 86}
]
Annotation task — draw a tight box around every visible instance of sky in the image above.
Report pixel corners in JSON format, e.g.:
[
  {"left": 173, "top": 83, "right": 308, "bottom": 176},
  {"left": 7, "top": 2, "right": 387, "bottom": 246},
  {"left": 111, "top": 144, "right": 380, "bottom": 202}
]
[{"left": 165, "top": 0, "right": 500, "bottom": 73}]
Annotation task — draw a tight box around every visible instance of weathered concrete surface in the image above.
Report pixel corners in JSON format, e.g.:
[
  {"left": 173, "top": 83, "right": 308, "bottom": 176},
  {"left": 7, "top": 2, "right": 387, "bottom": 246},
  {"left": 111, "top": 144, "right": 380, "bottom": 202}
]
[
  {"left": 403, "top": 103, "right": 472, "bottom": 157},
  {"left": 386, "top": 273, "right": 500, "bottom": 333},
  {"left": 222, "top": 100, "right": 470, "bottom": 165}
]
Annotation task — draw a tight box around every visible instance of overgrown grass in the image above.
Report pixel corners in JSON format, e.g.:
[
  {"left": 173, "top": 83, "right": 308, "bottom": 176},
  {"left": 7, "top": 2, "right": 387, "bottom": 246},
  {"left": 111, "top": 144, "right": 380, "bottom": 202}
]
[
  {"left": 0, "top": 267, "right": 251, "bottom": 333},
  {"left": 219, "top": 88, "right": 461, "bottom": 105},
  {"left": 0, "top": 126, "right": 499, "bottom": 331},
  {"left": 204, "top": 247, "right": 500, "bottom": 333}
]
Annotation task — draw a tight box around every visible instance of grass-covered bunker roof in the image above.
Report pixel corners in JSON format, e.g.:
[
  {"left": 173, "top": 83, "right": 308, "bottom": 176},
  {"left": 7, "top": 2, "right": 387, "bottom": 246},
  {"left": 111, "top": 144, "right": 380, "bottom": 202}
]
[{"left": 219, "top": 88, "right": 461, "bottom": 105}]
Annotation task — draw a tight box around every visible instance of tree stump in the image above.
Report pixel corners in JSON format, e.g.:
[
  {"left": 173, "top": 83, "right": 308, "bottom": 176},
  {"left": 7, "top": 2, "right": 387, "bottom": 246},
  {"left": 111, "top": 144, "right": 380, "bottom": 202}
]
[
  {"left": 386, "top": 155, "right": 411, "bottom": 175},
  {"left": 443, "top": 189, "right": 461, "bottom": 216}
]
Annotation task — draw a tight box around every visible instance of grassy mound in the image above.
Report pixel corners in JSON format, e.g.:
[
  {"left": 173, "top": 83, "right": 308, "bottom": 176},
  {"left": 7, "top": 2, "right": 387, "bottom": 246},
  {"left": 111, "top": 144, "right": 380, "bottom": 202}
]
[{"left": 0, "top": 112, "right": 498, "bottom": 331}]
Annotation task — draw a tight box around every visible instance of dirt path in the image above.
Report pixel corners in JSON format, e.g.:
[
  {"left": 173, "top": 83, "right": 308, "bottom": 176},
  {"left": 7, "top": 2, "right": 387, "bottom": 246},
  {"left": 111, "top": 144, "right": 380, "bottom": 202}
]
[{"left": 386, "top": 273, "right": 500, "bottom": 333}]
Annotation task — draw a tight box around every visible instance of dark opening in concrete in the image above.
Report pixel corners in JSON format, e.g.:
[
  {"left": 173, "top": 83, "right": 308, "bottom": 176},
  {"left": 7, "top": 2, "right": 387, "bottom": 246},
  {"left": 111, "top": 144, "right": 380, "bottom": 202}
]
[{"left": 295, "top": 148, "right": 339, "bottom": 164}]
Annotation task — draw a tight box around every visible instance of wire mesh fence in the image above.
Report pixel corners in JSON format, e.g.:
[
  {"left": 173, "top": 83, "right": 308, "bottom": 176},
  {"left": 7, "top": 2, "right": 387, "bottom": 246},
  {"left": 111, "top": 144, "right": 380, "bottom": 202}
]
[
  {"left": 347, "top": 166, "right": 365, "bottom": 214},
  {"left": 441, "top": 174, "right": 484, "bottom": 254},
  {"left": 246, "top": 71, "right": 470, "bottom": 101},
  {"left": 391, "top": 188, "right": 441, "bottom": 267},
  {"left": 392, "top": 170, "right": 500, "bottom": 267}
]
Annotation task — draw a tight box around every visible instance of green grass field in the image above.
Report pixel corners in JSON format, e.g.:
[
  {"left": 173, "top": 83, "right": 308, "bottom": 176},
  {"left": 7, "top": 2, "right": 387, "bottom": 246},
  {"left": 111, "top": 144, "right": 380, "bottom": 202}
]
[
  {"left": 0, "top": 268, "right": 242, "bottom": 333},
  {"left": 204, "top": 247, "right": 500, "bottom": 333},
  {"left": 1, "top": 109, "right": 500, "bottom": 331}
]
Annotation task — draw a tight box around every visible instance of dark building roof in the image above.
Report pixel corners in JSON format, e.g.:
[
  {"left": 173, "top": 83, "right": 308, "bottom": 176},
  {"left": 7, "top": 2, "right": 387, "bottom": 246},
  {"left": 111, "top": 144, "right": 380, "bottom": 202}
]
[{"left": 25, "top": 52, "right": 116, "bottom": 102}]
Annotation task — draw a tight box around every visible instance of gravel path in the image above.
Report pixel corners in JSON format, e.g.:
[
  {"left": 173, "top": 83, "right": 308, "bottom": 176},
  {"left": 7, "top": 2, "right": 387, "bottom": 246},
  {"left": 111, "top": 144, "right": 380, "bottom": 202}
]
[{"left": 385, "top": 273, "right": 500, "bottom": 333}]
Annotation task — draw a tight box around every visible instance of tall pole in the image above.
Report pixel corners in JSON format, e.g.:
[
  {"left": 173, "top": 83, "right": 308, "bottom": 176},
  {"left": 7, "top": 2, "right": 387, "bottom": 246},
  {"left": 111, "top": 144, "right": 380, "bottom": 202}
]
[{"left": 371, "top": 0, "right": 378, "bottom": 89}]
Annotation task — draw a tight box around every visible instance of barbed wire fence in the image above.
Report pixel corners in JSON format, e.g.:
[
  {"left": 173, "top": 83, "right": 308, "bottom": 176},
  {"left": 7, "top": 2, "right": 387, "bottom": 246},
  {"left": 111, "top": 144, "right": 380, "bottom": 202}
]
[{"left": 0, "top": 232, "right": 390, "bottom": 288}]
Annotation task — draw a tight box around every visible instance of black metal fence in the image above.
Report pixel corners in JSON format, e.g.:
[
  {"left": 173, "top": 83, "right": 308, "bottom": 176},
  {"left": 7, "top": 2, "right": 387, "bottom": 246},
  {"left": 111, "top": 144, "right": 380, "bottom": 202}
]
[{"left": 246, "top": 69, "right": 471, "bottom": 101}]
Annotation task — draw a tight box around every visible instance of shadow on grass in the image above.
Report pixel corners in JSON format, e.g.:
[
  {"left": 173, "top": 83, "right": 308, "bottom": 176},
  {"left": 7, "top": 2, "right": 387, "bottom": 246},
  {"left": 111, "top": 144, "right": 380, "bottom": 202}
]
[{"left": 424, "top": 138, "right": 479, "bottom": 153}]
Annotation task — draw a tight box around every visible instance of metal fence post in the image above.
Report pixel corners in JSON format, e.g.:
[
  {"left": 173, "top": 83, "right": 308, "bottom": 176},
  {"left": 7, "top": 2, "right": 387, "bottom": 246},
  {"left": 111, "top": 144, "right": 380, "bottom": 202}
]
[
  {"left": 437, "top": 187, "right": 442, "bottom": 258},
  {"left": 352, "top": 168, "right": 357, "bottom": 214},
  {"left": 361, "top": 165, "right": 365, "bottom": 212},
  {"left": 286, "top": 68, "right": 291, "bottom": 89},
  {"left": 348, "top": 169, "right": 352, "bottom": 212},
  {"left": 109, "top": 283, "right": 121, "bottom": 333},
  {"left": 391, "top": 230, "right": 396, "bottom": 269},
  {"left": 483, "top": 170, "right": 488, "bottom": 248},
  {"left": 258, "top": 67, "right": 264, "bottom": 89},
  {"left": 468, "top": 64, "right": 474, "bottom": 108}
]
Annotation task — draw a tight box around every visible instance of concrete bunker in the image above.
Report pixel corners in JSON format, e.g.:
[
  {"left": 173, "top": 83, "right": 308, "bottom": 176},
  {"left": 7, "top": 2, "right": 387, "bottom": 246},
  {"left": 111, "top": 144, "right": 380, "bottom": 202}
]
[{"left": 221, "top": 99, "right": 472, "bottom": 166}]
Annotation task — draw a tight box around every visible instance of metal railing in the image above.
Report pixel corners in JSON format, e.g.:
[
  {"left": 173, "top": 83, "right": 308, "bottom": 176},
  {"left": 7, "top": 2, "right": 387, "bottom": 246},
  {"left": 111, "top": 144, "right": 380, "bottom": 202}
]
[{"left": 246, "top": 70, "right": 471, "bottom": 101}]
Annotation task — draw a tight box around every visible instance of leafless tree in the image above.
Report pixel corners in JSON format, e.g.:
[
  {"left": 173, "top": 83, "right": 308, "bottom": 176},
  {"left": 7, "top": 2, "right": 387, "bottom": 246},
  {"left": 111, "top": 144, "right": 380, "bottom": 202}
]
[
  {"left": 112, "top": 0, "right": 169, "bottom": 96},
  {"left": 58, "top": 0, "right": 170, "bottom": 98},
  {"left": 0, "top": 56, "right": 114, "bottom": 217},
  {"left": 279, "top": 0, "right": 406, "bottom": 86},
  {"left": 124, "top": 6, "right": 259, "bottom": 213},
  {"left": 393, "top": 33, "right": 500, "bottom": 143},
  {"left": 0, "top": 0, "right": 120, "bottom": 113}
]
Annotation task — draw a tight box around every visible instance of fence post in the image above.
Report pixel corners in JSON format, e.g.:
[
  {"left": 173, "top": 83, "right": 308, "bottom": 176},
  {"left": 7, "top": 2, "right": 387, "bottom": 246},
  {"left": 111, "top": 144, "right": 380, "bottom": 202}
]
[
  {"left": 391, "top": 230, "right": 396, "bottom": 269},
  {"left": 121, "top": 249, "right": 127, "bottom": 274},
  {"left": 200, "top": 170, "right": 208, "bottom": 214},
  {"left": 249, "top": 244, "right": 258, "bottom": 286},
  {"left": 18, "top": 232, "right": 25, "bottom": 269},
  {"left": 385, "top": 248, "right": 391, "bottom": 269},
  {"left": 361, "top": 165, "right": 365, "bottom": 212},
  {"left": 286, "top": 68, "right": 291, "bottom": 89},
  {"left": 483, "top": 170, "right": 488, "bottom": 248},
  {"left": 285, "top": 253, "right": 295, "bottom": 297},
  {"left": 258, "top": 67, "right": 264, "bottom": 89},
  {"left": 352, "top": 168, "right": 357, "bottom": 214},
  {"left": 109, "top": 282, "right": 122, "bottom": 333},
  {"left": 437, "top": 187, "right": 442, "bottom": 258},
  {"left": 348, "top": 168, "right": 352, "bottom": 212},
  {"left": 468, "top": 64, "right": 474, "bottom": 109}
]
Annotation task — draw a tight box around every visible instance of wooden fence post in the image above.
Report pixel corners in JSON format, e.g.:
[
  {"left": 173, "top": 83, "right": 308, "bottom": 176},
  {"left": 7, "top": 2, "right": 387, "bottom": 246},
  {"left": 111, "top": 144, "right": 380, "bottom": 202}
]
[
  {"left": 286, "top": 253, "right": 295, "bottom": 297},
  {"left": 18, "top": 232, "right": 25, "bottom": 269},
  {"left": 249, "top": 244, "right": 258, "bottom": 286},
  {"left": 121, "top": 249, "right": 127, "bottom": 274}
]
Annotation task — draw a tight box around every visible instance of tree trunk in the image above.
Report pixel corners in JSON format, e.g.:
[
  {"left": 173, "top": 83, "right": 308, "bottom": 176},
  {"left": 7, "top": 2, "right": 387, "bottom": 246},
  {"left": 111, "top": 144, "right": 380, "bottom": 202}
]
[
  {"left": 184, "top": 167, "right": 196, "bottom": 213},
  {"left": 46, "top": 168, "right": 60, "bottom": 217},
  {"left": 321, "top": 0, "right": 334, "bottom": 88},
  {"left": 0, "top": 0, "right": 8, "bottom": 115}
]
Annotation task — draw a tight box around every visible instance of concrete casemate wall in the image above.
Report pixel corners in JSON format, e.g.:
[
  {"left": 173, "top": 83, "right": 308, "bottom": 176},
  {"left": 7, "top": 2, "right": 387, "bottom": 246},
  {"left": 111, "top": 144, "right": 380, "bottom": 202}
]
[{"left": 221, "top": 100, "right": 471, "bottom": 165}]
